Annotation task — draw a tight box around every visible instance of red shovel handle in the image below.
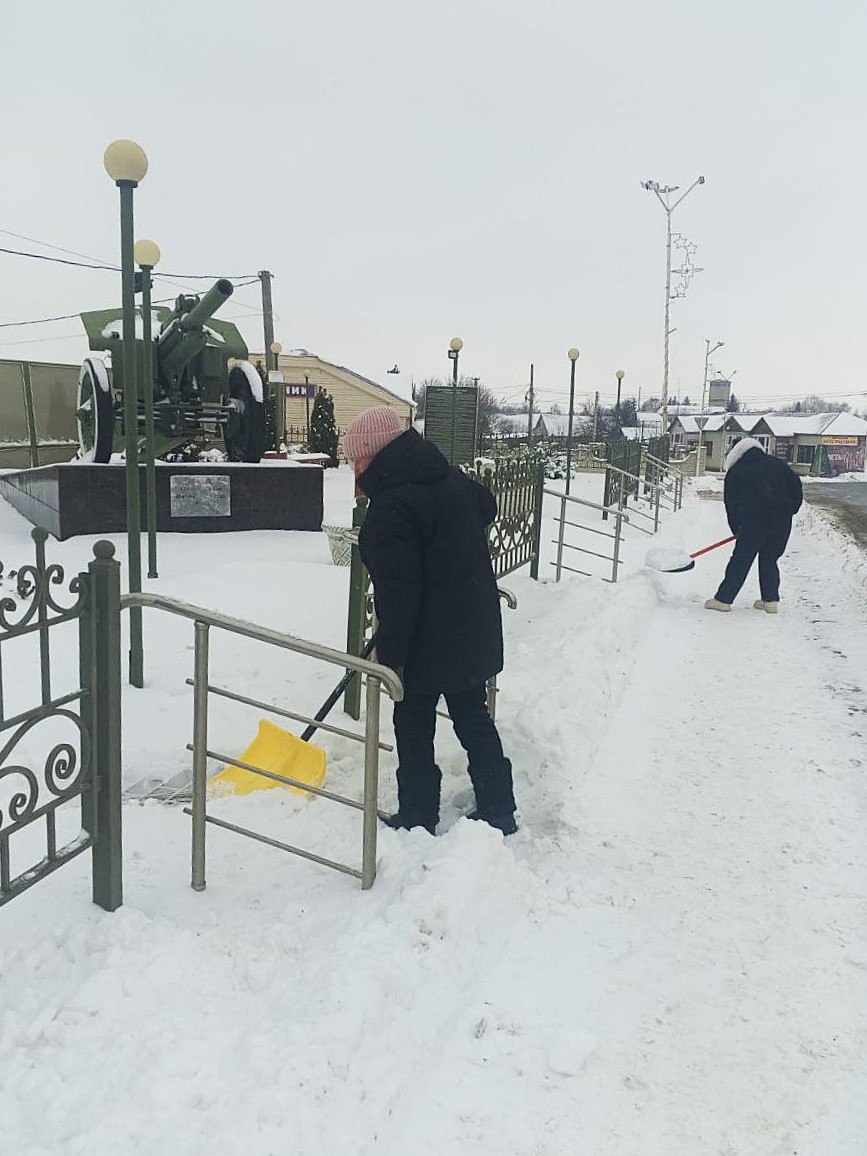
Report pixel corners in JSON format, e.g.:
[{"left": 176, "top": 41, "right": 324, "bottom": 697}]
[{"left": 690, "top": 534, "right": 736, "bottom": 560}]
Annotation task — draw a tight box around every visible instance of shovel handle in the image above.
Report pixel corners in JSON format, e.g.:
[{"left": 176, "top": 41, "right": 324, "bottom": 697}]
[
  {"left": 300, "top": 634, "right": 378, "bottom": 742},
  {"left": 690, "top": 534, "right": 736, "bottom": 560}
]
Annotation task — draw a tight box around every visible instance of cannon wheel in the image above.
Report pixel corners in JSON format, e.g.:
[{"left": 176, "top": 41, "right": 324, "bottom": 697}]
[
  {"left": 225, "top": 361, "right": 266, "bottom": 463},
  {"left": 77, "top": 358, "right": 115, "bottom": 463}
]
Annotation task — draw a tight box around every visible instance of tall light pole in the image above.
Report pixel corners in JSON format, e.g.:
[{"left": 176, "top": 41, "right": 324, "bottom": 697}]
[
  {"left": 448, "top": 337, "right": 462, "bottom": 465},
  {"left": 270, "top": 340, "right": 284, "bottom": 449},
  {"left": 696, "top": 338, "right": 724, "bottom": 477},
  {"left": 134, "top": 238, "right": 161, "bottom": 580},
  {"left": 104, "top": 139, "right": 148, "bottom": 688},
  {"left": 615, "top": 369, "right": 625, "bottom": 429},
  {"left": 641, "top": 176, "right": 706, "bottom": 435},
  {"left": 565, "top": 348, "right": 579, "bottom": 494}
]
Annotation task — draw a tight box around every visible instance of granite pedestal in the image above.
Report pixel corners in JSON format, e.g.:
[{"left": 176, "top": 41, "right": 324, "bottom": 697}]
[{"left": 0, "top": 462, "right": 324, "bottom": 540}]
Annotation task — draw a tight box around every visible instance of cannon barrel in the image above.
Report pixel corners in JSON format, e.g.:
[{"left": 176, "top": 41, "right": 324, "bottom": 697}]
[
  {"left": 157, "top": 279, "right": 234, "bottom": 380},
  {"left": 176, "top": 278, "right": 234, "bottom": 333}
]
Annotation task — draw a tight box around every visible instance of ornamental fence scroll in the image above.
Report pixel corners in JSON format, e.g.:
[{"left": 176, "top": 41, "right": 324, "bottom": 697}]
[
  {"left": 465, "top": 458, "right": 544, "bottom": 580},
  {"left": 0, "top": 529, "right": 123, "bottom": 911}
]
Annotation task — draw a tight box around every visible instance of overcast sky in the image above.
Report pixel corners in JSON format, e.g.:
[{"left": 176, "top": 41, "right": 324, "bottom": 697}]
[{"left": 2, "top": 0, "right": 865, "bottom": 412}]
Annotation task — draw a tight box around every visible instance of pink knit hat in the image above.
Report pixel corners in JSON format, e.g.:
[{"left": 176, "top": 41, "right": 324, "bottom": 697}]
[{"left": 343, "top": 406, "right": 406, "bottom": 461}]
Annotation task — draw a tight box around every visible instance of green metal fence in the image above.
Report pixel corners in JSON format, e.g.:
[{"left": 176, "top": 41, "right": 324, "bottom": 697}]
[
  {"left": 0, "top": 358, "right": 80, "bottom": 469},
  {"left": 0, "top": 531, "right": 122, "bottom": 909}
]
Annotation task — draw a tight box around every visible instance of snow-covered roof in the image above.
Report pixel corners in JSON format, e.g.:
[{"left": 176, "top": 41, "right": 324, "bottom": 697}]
[
  {"left": 536, "top": 412, "right": 591, "bottom": 437},
  {"left": 494, "top": 413, "right": 530, "bottom": 435},
  {"left": 671, "top": 410, "right": 867, "bottom": 439},
  {"left": 819, "top": 412, "right": 867, "bottom": 437}
]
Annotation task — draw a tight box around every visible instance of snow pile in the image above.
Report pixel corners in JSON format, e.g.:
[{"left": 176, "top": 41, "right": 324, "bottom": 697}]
[{"left": 1, "top": 467, "right": 866, "bottom": 1154}]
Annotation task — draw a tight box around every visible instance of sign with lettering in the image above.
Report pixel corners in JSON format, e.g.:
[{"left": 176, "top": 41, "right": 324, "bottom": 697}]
[
  {"left": 285, "top": 383, "right": 316, "bottom": 398},
  {"left": 822, "top": 436, "right": 860, "bottom": 446},
  {"left": 169, "top": 475, "right": 231, "bottom": 518}
]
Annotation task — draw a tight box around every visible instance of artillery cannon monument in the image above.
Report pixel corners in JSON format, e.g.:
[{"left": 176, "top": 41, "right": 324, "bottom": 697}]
[{"left": 77, "top": 278, "right": 266, "bottom": 463}]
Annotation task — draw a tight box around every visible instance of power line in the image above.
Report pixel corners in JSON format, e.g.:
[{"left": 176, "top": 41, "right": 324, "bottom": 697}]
[
  {"left": 0, "top": 243, "right": 261, "bottom": 282},
  {"left": 0, "top": 245, "right": 115, "bottom": 271}
]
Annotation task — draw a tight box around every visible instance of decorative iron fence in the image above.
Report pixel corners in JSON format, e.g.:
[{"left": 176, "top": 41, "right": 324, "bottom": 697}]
[
  {"left": 467, "top": 458, "right": 544, "bottom": 580},
  {"left": 0, "top": 530, "right": 122, "bottom": 909}
]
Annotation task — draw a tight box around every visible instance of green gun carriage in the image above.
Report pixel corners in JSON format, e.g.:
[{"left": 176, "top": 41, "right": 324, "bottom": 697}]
[{"left": 77, "top": 278, "right": 266, "bottom": 463}]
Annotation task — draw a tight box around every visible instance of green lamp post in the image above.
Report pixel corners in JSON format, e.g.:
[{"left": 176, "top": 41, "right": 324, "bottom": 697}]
[
  {"left": 565, "top": 348, "right": 580, "bottom": 494},
  {"left": 269, "top": 341, "right": 284, "bottom": 450},
  {"left": 448, "top": 336, "right": 463, "bottom": 465},
  {"left": 134, "top": 238, "right": 161, "bottom": 580},
  {"left": 104, "top": 138, "right": 148, "bottom": 688}
]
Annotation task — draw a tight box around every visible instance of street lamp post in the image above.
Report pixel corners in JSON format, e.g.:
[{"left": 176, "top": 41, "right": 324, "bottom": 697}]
[
  {"left": 641, "top": 176, "right": 706, "bottom": 434},
  {"left": 697, "top": 338, "right": 724, "bottom": 477},
  {"left": 615, "top": 369, "right": 625, "bottom": 428},
  {"left": 134, "top": 238, "right": 161, "bottom": 580},
  {"left": 565, "top": 348, "right": 579, "bottom": 495},
  {"left": 104, "top": 139, "right": 148, "bottom": 688},
  {"left": 269, "top": 340, "right": 284, "bottom": 450},
  {"left": 448, "top": 337, "right": 462, "bottom": 465}
]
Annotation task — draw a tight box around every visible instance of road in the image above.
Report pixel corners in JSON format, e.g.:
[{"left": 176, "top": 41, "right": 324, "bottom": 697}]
[{"left": 806, "top": 481, "right": 867, "bottom": 549}]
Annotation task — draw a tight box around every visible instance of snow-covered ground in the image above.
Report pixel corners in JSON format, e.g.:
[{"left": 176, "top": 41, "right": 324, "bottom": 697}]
[{"left": 1, "top": 467, "right": 866, "bottom": 1155}]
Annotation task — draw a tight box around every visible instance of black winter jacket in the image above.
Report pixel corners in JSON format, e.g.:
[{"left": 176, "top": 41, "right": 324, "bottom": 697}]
[
  {"left": 357, "top": 430, "right": 502, "bottom": 695},
  {"left": 724, "top": 447, "right": 803, "bottom": 535}
]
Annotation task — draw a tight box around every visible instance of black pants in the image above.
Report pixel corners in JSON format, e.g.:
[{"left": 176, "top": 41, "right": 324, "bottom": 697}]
[
  {"left": 715, "top": 519, "right": 792, "bottom": 605},
  {"left": 392, "top": 683, "right": 516, "bottom": 829}
]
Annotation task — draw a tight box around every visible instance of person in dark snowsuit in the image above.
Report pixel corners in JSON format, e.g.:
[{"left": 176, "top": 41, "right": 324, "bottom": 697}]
[
  {"left": 705, "top": 437, "right": 803, "bottom": 613},
  {"left": 342, "top": 406, "right": 517, "bottom": 835}
]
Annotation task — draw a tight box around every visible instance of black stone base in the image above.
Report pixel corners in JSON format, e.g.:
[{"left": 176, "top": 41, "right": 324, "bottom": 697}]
[{"left": 0, "top": 462, "right": 324, "bottom": 540}]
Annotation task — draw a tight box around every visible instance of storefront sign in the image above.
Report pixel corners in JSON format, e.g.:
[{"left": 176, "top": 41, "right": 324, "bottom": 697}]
[{"left": 285, "top": 384, "right": 316, "bottom": 398}]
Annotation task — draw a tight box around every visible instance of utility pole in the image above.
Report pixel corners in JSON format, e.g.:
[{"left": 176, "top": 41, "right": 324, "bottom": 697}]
[
  {"left": 641, "top": 176, "right": 706, "bottom": 434},
  {"left": 259, "top": 270, "right": 276, "bottom": 369},
  {"left": 526, "top": 363, "right": 535, "bottom": 447},
  {"left": 697, "top": 338, "right": 724, "bottom": 477},
  {"left": 259, "top": 270, "right": 286, "bottom": 449},
  {"left": 592, "top": 390, "right": 600, "bottom": 441}
]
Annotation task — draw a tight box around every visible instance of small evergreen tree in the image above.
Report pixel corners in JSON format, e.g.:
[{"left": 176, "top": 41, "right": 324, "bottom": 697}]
[
  {"left": 619, "top": 398, "right": 638, "bottom": 427},
  {"left": 726, "top": 392, "right": 741, "bottom": 413},
  {"left": 309, "top": 388, "right": 339, "bottom": 466}
]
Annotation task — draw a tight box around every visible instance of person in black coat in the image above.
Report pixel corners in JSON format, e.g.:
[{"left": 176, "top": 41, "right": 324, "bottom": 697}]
[
  {"left": 342, "top": 406, "right": 517, "bottom": 835},
  {"left": 705, "top": 437, "right": 803, "bottom": 613}
]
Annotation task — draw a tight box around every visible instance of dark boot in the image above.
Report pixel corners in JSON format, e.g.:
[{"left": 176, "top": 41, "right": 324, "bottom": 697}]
[
  {"left": 466, "top": 809, "right": 518, "bottom": 836},
  {"left": 467, "top": 757, "right": 516, "bottom": 826},
  {"left": 381, "top": 811, "right": 437, "bottom": 836}
]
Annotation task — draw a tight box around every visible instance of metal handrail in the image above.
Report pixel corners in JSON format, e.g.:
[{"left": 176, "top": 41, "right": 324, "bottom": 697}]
[
  {"left": 184, "top": 679, "right": 394, "bottom": 752},
  {"left": 605, "top": 461, "right": 665, "bottom": 496},
  {"left": 544, "top": 488, "right": 629, "bottom": 583},
  {"left": 542, "top": 487, "right": 629, "bottom": 516},
  {"left": 121, "top": 592, "right": 404, "bottom": 703},
  {"left": 121, "top": 591, "right": 404, "bottom": 890}
]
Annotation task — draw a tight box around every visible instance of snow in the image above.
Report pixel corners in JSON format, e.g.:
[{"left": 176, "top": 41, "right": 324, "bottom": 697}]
[
  {"left": 100, "top": 310, "right": 164, "bottom": 341},
  {"left": 1, "top": 467, "right": 866, "bottom": 1154},
  {"left": 84, "top": 356, "right": 111, "bottom": 394},
  {"left": 232, "top": 358, "right": 264, "bottom": 403},
  {"left": 645, "top": 544, "right": 693, "bottom": 572}
]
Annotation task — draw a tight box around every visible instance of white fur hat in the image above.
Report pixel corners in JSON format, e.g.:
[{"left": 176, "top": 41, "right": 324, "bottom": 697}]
[{"left": 724, "top": 437, "right": 764, "bottom": 472}]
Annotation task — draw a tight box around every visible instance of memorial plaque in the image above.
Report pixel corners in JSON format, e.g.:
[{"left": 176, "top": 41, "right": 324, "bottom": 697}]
[
  {"left": 169, "top": 474, "right": 231, "bottom": 517},
  {"left": 0, "top": 463, "right": 323, "bottom": 539}
]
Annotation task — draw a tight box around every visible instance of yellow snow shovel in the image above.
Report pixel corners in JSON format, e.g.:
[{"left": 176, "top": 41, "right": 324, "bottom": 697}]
[
  {"left": 208, "top": 636, "right": 378, "bottom": 797},
  {"left": 209, "top": 718, "right": 327, "bottom": 797}
]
